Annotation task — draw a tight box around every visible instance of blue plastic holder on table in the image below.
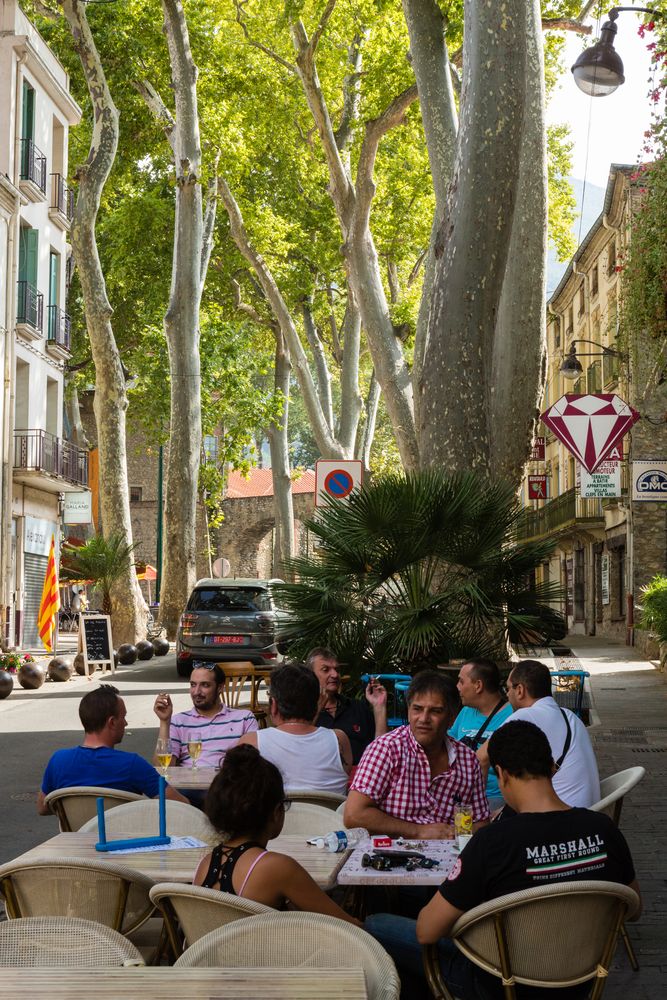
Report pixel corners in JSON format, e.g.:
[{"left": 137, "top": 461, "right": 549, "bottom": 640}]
[
  {"left": 361, "top": 673, "right": 411, "bottom": 728},
  {"left": 95, "top": 775, "right": 171, "bottom": 852},
  {"left": 550, "top": 670, "right": 590, "bottom": 719}
]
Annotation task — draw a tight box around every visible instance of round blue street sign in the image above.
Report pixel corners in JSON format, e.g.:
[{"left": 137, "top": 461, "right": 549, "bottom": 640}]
[{"left": 324, "top": 469, "right": 355, "bottom": 499}]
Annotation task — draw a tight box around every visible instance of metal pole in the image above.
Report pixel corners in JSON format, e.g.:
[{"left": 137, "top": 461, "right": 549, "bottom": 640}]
[{"left": 155, "top": 444, "right": 163, "bottom": 605}]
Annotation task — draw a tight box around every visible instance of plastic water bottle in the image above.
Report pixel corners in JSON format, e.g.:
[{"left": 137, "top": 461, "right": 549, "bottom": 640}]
[{"left": 315, "top": 828, "right": 368, "bottom": 852}]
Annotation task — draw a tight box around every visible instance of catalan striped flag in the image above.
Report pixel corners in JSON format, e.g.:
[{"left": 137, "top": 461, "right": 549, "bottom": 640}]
[{"left": 37, "top": 534, "right": 60, "bottom": 652}]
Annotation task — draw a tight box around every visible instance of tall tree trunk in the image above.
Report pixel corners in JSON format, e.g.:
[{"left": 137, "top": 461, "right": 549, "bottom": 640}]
[
  {"left": 337, "top": 297, "right": 363, "bottom": 455},
  {"left": 489, "top": 0, "right": 547, "bottom": 485},
  {"left": 62, "top": 0, "right": 146, "bottom": 644},
  {"left": 418, "top": 0, "right": 527, "bottom": 475},
  {"left": 402, "top": 0, "right": 458, "bottom": 428},
  {"left": 158, "top": 0, "right": 204, "bottom": 638},
  {"left": 268, "top": 334, "right": 294, "bottom": 578}
]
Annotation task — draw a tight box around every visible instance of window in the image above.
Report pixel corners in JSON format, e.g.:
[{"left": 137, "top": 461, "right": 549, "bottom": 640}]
[
  {"left": 577, "top": 285, "right": 585, "bottom": 317},
  {"left": 567, "top": 304, "right": 574, "bottom": 336},
  {"left": 130, "top": 486, "right": 143, "bottom": 503},
  {"left": 587, "top": 361, "right": 601, "bottom": 393},
  {"left": 602, "top": 351, "right": 619, "bottom": 386},
  {"left": 203, "top": 434, "right": 219, "bottom": 465},
  {"left": 553, "top": 318, "right": 561, "bottom": 349},
  {"left": 607, "top": 238, "right": 617, "bottom": 276},
  {"left": 591, "top": 263, "right": 599, "bottom": 298}
]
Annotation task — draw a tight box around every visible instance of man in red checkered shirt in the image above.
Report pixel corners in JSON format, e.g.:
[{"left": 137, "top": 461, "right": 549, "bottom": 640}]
[{"left": 344, "top": 671, "right": 489, "bottom": 837}]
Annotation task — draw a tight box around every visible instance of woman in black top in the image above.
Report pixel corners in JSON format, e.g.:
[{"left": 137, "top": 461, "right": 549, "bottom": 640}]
[{"left": 194, "top": 745, "right": 359, "bottom": 922}]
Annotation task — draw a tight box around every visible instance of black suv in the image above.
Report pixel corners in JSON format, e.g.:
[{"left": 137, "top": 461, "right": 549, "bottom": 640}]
[{"left": 176, "top": 578, "right": 284, "bottom": 677}]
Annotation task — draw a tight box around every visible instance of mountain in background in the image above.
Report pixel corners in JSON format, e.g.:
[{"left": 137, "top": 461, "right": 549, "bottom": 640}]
[{"left": 547, "top": 176, "right": 607, "bottom": 297}]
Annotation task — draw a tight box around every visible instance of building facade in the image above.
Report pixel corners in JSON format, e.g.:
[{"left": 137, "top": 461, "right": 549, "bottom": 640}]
[
  {"left": 0, "top": 0, "right": 85, "bottom": 648},
  {"left": 520, "top": 165, "right": 667, "bottom": 654}
]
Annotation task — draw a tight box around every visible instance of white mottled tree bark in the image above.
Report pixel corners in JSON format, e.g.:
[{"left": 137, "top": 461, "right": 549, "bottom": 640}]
[
  {"left": 62, "top": 0, "right": 147, "bottom": 645},
  {"left": 138, "top": 0, "right": 205, "bottom": 637},
  {"left": 267, "top": 333, "right": 294, "bottom": 578},
  {"left": 490, "top": 0, "right": 547, "bottom": 485},
  {"left": 418, "top": 0, "right": 528, "bottom": 475}
]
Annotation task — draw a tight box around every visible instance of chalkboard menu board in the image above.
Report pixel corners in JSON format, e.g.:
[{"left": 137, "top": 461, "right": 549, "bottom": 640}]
[{"left": 80, "top": 614, "right": 114, "bottom": 675}]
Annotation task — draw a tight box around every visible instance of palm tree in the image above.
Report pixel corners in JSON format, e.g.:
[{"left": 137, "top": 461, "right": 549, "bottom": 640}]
[
  {"left": 274, "top": 471, "right": 564, "bottom": 678},
  {"left": 61, "top": 533, "right": 136, "bottom": 616}
]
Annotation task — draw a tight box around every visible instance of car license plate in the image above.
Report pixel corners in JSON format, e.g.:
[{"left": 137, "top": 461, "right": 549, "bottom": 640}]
[{"left": 204, "top": 635, "right": 247, "bottom": 645}]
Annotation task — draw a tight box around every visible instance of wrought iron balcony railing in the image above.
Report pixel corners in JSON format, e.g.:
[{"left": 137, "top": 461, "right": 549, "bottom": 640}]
[
  {"left": 516, "top": 487, "right": 604, "bottom": 542},
  {"left": 13, "top": 429, "right": 88, "bottom": 487},
  {"left": 47, "top": 305, "right": 71, "bottom": 351},
  {"left": 20, "top": 138, "right": 47, "bottom": 194},
  {"left": 16, "top": 280, "right": 43, "bottom": 332},
  {"left": 50, "top": 173, "right": 74, "bottom": 221}
]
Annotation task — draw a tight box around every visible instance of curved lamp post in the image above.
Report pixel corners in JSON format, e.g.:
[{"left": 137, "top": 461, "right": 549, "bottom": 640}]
[
  {"left": 559, "top": 339, "right": 627, "bottom": 380},
  {"left": 571, "top": 7, "right": 663, "bottom": 96}
]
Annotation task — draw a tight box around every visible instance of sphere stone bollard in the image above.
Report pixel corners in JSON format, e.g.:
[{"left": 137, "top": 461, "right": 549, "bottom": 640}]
[
  {"left": 136, "top": 639, "right": 155, "bottom": 661},
  {"left": 117, "top": 643, "right": 138, "bottom": 665},
  {"left": 18, "top": 661, "right": 45, "bottom": 689},
  {"left": 74, "top": 652, "right": 90, "bottom": 676},
  {"left": 48, "top": 656, "right": 74, "bottom": 682},
  {"left": 0, "top": 670, "right": 13, "bottom": 699},
  {"left": 152, "top": 637, "right": 170, "bottom": 656}
]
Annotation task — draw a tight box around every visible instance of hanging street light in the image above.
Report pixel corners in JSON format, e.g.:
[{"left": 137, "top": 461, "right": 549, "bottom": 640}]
[
  {"left": 560, "top": 340, "right": 627, "bottom": 380},
  {"left": 571, "top": 7, "right": 663, "bottom": 97}
]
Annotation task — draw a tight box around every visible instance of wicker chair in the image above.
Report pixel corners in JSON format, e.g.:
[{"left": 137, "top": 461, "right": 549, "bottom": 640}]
[
  {"left": 287, "top": 790, "right": 346, "bottom": 810},
  {"left": 0, "top": 857, "right": 155, "bottom": 935},
  {"left": 590, "top": 766, "right": 646, "bottom": 971},
  {"left": 174, "top": 911, "right": 400, "bottom": 1000},
  {"left": 279, "top": 802, "right": 340, "bottom": 836},
  {"left": 43, "top": 786, "right": 144, "bottom": 832},
  {"left": 0, "top": 916, "right": 144, "bottom": 967},
  {"left": 423, "top": 880, "right": 639, "bottom": 1000},
  {"left": 590, "top": 766, "right": 646, "bottom": 826},
  {"left": 79, "top": 799, "right": 217, "bottom": 843},
  {"left": 150, "top": 882, "right": 272, "bottom": 956}
]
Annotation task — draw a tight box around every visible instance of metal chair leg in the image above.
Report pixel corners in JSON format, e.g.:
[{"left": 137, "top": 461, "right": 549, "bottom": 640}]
[{"left": 621, "top": 921, "right": 639, "bottom": 971}]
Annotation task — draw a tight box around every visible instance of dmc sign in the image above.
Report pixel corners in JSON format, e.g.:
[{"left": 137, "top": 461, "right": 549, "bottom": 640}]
[{"left": 632, "top": 461, "right": 667, "bottom": 501}]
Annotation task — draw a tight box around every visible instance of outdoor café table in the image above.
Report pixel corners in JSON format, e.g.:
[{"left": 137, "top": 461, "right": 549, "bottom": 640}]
[
  {"left": 8, "top": 833, "right": 349, "bottom": 890},
  {"left": 0, "top": 967, "right": 367, "bottom": 999},
  {"left": 164, "top": 766, "right": 217, "bottom": 791},
  {"left": 337, "top": 837, "right": 460, "bottom": 888}
]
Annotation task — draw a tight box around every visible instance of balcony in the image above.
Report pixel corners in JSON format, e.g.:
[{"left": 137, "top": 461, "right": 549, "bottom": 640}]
[
  {"left": 49, "top": 173, "right": 74, "bottom": 230},
  {"left": 19, "top": 138, "right": 47, "bottom": 201},
  {"left": 13, "top": 429, "right": 89, "bottom": 494},
  {"left": 46, "top": 305, "right": 71, "bottom": 359},
  {"left": 16, "top": 280, "right": 43, "bottom": 341},
  {"left": 516, "top": 487, "right": 605, "bottom": 543}
]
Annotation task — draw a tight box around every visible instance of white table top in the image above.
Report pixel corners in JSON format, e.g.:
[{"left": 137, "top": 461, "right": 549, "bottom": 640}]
[
  {"left": 337, "top": 838, "right": 459, "bottom": 886},
  {"left": 0, "top": 967, "right": 367, "bottom": 999},
  {"left": 164, "top": 766, "right": 217, "bottom": 790},
  {"left": 9, "top": 833, "right": 348, "bottom": 890}
]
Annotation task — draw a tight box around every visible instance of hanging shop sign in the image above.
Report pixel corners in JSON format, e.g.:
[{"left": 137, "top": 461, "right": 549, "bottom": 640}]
[
  {"left": 541, "top": 393, "right": 640, "bottom": 473},
  {"left": 632, "top": 460, "right": 667, "bottom": 501}
]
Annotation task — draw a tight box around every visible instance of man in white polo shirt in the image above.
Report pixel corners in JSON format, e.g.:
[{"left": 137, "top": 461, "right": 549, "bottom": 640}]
[{"left": 478, "top": 659, "right": 600, "bottom": 808}]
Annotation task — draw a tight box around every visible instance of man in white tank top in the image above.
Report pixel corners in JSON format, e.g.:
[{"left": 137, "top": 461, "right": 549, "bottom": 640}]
[{"left": 238, "top": 663, "right": 351, "bottom": 796}]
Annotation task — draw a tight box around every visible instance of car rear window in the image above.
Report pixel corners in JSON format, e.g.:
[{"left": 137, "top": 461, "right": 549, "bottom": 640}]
[{"left": 188, "top": 588, "right": 272, "bottom": 612}]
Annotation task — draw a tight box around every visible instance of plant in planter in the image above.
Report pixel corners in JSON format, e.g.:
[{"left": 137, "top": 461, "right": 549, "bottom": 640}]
[
  {"left": 0, "top": 651, "right": 36, "bottom": 674},
  {"left": 638, "top": 574, "right": 667, "bottom": 669}
]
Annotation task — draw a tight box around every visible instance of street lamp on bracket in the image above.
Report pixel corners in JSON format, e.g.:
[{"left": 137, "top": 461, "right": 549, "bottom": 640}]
[
  {"left": 559, "top": 339, "right": 627, "bottom": 380},
  {"left": 571, "top": 7, "right": 664, "bottom": 97}
]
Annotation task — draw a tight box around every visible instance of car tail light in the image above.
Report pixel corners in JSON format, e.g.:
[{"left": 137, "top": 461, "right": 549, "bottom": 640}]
[
  {"left": 261, "top": 651, "right": 278, "bottom": 660},
  {"left": 180, "top": 613, "right": 197, "bottom": 634},
  {"left": 256, "top": 613, "right": 275, "bottom": 631},
  {"left": 177, "top": 650, "right": 192, "bottom": 661}
]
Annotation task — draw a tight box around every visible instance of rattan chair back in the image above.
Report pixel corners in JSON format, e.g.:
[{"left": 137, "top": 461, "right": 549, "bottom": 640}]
[
  {"left": 78, "top": 799, "right": 217, "bottom": 843},
  {"left": 174, "top": 911, "right": 400, "bottom": 1000},
  {"left": 149, "top": 882, "right": 271, "bottom": 956},
  {"left": 43, "top": 786, "right": 144, "bottom": 832},
  {"left": 0, "top": 916, "right": 144, "bottom": 967}
]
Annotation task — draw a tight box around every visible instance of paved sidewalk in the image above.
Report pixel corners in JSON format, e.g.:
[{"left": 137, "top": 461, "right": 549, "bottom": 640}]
[{"left": 539, "top": 635, "right": 667, "bottom": 997}]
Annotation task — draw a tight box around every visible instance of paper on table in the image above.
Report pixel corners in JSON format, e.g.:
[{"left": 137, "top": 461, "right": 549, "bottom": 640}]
[{"left": 112, "top": 836, "right": 208, "bottom": 854}]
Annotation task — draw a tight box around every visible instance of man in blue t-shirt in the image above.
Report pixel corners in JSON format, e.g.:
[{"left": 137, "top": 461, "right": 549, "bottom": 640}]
[
  {"left": 448, "top": 659, "right": 512, "bottom": 809},
  {"left": 37, "top": 684, "right": 188, "bottom": 815}
]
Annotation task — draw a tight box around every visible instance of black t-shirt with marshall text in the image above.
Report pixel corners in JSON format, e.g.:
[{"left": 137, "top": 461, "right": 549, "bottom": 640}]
[{"left": 439, "top": 809, "right": 636, "bottom": 999}]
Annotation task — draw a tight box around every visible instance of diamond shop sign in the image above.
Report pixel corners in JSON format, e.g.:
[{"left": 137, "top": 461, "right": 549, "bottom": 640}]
[{"left": 541, "top": 393, "right": 640, "bottom": 474}]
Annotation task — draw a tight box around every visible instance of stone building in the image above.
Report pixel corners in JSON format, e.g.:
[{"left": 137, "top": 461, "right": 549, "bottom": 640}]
[
  {"left": 519, "top": 164, "right": 667, "bottom": 654},
  {"left": 0, "top": 0, "right": 84, "bottom": 647}
]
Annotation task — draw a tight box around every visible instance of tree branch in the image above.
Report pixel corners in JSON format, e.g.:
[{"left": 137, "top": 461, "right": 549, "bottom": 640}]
[
  {"left": 334, "top": 33, "right": 364, "bottom": 153},
  {"left": 309, "top": 0, "right": 337, "bottom": 55},
  {"left": 326, "top": 285, "right": 343, "bottom": 365},
  {"left": 201, "top": 153, "right": 220, "bottom": 288},
  {"left": 303, "top": 297, "right": 334, "bottom": 432},
  {"left": 233, "top": 0, "right": 297, "bottom": 74},
  {"left": 133, "top": 79, "right": 177, "bottom": 154},
  {"left": 542, "top": 18, "right": 592, "bottom": 35},
  {"left": 231, "top": 277, "right": 275, "bottom": 328}
]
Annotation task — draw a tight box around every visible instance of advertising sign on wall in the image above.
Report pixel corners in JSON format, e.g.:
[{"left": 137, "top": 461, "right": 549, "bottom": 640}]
[
  {"left": 601, "top": 553, "right": 610, "bottom": 605},
  {"left": 63, "top": 492, "right": 93, "bottom": 525},
  {"left": 631, "top": 460, "right": 667, "bottom": 501},
  {"left": 24, "top": 516, "right": 56, "bottom": 556},
  {"left": 579, "top": 460, "right": 621, "bottom": 499},
  {"left": 527, "top": 475, "right": 548, "bottom": 500}
]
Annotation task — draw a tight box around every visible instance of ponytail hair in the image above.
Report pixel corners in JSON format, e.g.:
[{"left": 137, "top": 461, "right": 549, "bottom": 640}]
[{"left": 205, "top": 745, "right": 285, "bottom": 839}]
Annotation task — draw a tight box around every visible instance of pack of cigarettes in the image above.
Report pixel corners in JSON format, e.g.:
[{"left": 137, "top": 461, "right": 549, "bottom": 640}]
[{"left": 372, "top": 836, "right": 392, "bottom": 848}]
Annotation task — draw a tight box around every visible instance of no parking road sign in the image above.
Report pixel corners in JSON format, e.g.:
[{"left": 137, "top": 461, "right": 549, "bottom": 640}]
[{"left": 315, "top": 460, "right": 363, "bottom": 506}]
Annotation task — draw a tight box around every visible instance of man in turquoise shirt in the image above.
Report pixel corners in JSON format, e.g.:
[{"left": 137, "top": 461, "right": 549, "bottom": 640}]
[{"left": 448, "top": 659, "right": 512, "bottom": 810}]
